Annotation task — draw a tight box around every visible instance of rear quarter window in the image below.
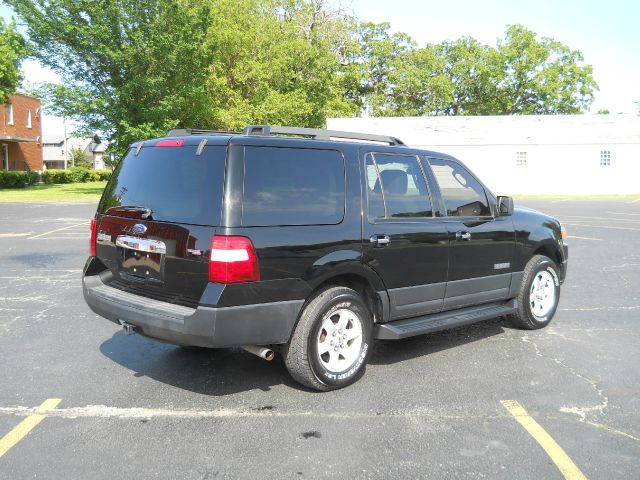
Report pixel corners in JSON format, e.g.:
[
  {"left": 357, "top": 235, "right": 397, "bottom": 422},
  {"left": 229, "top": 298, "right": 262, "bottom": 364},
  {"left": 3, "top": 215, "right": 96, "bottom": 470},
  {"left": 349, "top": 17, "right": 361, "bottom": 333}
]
[
  {"left": 98, "top": 145, "right": 226, "bottom": 226},
  {"left": 242, "top": 146, "right": 345, "bottom": 226}
]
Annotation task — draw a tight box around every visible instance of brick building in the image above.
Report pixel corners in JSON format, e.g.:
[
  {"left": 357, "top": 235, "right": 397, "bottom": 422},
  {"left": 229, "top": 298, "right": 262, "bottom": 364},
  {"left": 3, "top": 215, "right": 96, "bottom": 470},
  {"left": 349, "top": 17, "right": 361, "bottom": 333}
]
[{"left": 1, "top": 94, "right": 43, "bottom": 172}]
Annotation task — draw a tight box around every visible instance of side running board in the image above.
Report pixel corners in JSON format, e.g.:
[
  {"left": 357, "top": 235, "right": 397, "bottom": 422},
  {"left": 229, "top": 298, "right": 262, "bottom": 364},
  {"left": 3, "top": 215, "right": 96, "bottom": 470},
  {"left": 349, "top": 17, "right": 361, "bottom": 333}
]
[{"left": 375, "top": 300, "right": 517, "bottom": 340}]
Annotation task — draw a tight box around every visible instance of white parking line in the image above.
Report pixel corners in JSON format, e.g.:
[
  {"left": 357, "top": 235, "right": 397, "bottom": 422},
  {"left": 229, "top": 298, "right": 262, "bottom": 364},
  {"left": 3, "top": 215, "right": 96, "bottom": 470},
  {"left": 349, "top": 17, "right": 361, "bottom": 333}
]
[
  {"left": 0, "top": 404, "right": 481, "bottom": 420},
  {"left": 28, "top": 222, "right": 89, "bottom": 239},
  {"left": 562, "top": 223, "right": 640, "bottom": 232},
  {"left": 31, "top": 237, "right": 88, "bottom": 240},
  {"left": 568, "top": 236, "right": 602, "bottom": 241},
  {"left": 0, "top": 233, "right": 33, "bottom": 238},
  {"left": 605, "top": 211, "right": 640, "bottom": 216},
  {"left": 558, "top": 215, "right": 640, "bottom": 224}
]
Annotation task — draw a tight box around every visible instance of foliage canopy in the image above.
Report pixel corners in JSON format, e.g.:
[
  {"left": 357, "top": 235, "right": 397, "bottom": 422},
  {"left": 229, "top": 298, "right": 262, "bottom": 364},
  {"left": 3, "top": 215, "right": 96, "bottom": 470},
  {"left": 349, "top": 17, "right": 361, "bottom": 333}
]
[
  {"left": 0, "top": 17, "right": 28, "bottom": 104},
  {"left": 6, "top": 1, "right": 598, "bottom": 155}
]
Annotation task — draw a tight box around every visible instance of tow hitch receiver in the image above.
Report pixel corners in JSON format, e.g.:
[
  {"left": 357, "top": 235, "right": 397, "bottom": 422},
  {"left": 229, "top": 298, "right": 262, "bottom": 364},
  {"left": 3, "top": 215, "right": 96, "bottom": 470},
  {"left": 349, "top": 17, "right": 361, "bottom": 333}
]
[{"left": 119, "top": 320, "right": 140, "bottom": 336}]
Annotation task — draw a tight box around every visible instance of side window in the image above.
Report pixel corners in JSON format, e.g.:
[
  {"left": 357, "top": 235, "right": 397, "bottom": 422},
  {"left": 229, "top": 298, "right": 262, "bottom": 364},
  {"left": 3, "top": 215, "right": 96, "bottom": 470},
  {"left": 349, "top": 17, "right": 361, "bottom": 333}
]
[
  {"left": 366, "top": 153, "right": 433, "bottom": 220},
  {"left": 428, "top": 157, "right": 491, "bottom": 217},
  {"left": 242, "top": 146, "right": 345, "bottom": 226}
]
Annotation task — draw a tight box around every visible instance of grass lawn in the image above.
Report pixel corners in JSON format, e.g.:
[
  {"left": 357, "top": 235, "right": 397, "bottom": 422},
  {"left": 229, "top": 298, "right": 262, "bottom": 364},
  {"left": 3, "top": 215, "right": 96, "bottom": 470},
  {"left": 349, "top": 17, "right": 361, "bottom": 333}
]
[{"left": 0, "top": 181, "right": 107, "bottom": 203}]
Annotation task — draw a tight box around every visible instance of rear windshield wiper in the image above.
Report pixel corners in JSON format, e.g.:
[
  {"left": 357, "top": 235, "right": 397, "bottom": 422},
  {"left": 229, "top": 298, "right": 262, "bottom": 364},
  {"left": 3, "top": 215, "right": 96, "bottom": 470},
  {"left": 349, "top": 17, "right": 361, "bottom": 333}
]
[{"left": 105, "top": 205, "right": 153, "bottom": 219}]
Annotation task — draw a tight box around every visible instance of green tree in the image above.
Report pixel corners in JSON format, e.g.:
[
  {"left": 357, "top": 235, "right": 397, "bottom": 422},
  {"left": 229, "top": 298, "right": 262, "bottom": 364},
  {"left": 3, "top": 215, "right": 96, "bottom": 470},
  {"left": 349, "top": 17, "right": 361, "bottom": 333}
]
[
  {"left": 385, "top": 45, "right": 448, "bottom": 116},
  {"left": 495, "top": 25, "right": 598, "bottom": 114},
  {"left": 70, "top": 146, "right": 91, "bottom": 169},
  {"left": 206, "top": 0, "right": 357, "bottom": 130},
  {"left": 387, "top": 38, "right": 504, "bottom": 116},
  {"left": 7, "top": 0, "right": 216, "bottom": 155},
  {"left": 434, "top": 38, "right": 504, "bottom": 115},
  {"left": 0, "top": 17, "right": 29, "bottom": 104},
  {"left": 379, "top": 25, "right": 597, "bottom": 116},
  {"left": 343, "top": 22, "right": 416, "bottom": 115}
]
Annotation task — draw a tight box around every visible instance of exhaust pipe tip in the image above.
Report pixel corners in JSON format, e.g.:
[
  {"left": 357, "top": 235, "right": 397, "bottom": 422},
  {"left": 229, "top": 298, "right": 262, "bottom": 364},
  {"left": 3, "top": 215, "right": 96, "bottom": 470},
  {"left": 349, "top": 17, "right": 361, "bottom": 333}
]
[
  {"left": 241, "top": 345, "right": 275, "bottom": 361},
  {"left": 119, "top": 320, "right": 140, "bottom": 336}
]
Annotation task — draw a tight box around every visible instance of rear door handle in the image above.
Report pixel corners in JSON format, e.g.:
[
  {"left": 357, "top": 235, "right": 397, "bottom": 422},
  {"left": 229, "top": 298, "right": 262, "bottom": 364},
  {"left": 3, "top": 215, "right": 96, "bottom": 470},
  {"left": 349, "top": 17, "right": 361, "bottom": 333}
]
[
  {"left": 455, "top": 231, "right": 472, "bottom": 241},
  {"left": 370, "top": 234, "right": 391, "bottom": 247}
]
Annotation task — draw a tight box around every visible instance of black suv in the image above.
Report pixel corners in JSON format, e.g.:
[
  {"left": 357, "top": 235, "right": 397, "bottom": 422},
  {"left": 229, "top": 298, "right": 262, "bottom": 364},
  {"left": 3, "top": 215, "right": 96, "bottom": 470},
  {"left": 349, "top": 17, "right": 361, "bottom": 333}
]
[{"left": 83, "top": 125, "right": 568, "bottom": 391}]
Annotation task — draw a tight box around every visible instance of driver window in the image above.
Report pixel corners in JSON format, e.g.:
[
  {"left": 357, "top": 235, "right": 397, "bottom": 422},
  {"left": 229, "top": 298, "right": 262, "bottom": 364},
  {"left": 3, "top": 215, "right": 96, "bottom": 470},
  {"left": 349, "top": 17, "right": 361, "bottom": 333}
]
[{"left": 428, "top": 158, "right": 491, "bottom": 217}]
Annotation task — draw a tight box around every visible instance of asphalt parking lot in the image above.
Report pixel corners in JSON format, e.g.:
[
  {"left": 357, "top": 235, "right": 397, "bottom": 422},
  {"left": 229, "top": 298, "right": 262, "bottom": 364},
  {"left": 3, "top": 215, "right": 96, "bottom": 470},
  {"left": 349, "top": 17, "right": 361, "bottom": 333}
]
[{"left": 1, "top": 199, "right": 639, "bottom": 479}]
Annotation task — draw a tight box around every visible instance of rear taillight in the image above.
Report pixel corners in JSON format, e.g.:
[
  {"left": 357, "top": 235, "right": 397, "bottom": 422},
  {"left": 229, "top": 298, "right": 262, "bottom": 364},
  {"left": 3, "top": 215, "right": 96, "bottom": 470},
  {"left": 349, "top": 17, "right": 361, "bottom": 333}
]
[
  {"left": 90, "top": 218, "right": 97, "bottom": 257},
  {"left": 208, "top": 235, "right": 259, "bottom": 283}
]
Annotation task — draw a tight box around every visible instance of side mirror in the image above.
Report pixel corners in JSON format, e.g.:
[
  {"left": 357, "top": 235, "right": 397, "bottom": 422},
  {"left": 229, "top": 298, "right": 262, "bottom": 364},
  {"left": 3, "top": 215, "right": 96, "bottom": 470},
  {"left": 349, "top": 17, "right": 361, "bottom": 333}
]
[{"left": 497, "top": 196, "right": 514, "bottom": 216}]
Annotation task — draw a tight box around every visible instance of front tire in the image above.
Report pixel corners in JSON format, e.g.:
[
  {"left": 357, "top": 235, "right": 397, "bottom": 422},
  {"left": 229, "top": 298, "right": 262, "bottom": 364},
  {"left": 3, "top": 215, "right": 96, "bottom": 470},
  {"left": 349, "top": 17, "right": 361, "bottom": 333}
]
[
  {"left": 508, "top": 254, "right": 561, "bottom": 330},
  {"left": 284, "top": 286, "right": 373, "bottom": 391}
]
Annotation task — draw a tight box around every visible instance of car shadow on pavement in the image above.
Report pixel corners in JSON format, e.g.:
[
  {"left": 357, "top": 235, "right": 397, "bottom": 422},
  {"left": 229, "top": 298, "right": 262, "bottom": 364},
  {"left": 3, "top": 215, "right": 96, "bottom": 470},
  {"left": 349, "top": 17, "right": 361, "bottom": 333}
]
[
  {"left": 100, "top": 331, "right": 298, "bottom": 395},
  {"left": 100, "top": 316, "right": 513, "bottom": 394}
]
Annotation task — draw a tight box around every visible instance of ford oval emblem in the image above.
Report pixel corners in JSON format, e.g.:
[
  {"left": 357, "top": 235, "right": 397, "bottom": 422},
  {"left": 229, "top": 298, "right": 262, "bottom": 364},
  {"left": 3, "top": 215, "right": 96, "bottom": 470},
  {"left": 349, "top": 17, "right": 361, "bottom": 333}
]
[{"left": 131, "top": 223, "right": 147, "bottom": 235}]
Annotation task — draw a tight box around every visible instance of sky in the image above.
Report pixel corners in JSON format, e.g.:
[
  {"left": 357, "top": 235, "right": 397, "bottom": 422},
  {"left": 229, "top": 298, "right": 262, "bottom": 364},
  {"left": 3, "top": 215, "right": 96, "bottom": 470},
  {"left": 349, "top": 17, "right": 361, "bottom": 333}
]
[{"left": 1, "top": 0, "right": 639, "bottom": 137}]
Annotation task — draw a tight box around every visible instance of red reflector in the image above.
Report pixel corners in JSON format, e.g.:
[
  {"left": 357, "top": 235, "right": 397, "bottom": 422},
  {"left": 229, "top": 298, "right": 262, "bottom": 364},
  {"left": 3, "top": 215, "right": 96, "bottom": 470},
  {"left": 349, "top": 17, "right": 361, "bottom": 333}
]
[
  {"left": 90, "top": 218, "right": 97, "bottom": 257},
  {"left": 208, "top": 235, "right": 259, "bottom": 283},
  {"left": 155, "top": 139, "right": 184, "bottom": 147}
]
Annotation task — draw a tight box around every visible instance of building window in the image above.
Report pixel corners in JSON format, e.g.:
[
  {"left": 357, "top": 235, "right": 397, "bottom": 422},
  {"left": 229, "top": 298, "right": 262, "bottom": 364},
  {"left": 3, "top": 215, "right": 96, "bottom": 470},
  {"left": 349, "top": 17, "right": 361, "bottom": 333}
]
[
  {"left": 600, "top": 150, "right": 611, "bottom": 166},
  {"left": 7, "top": 104, "right": 14, "bottom": 125},
  {"left": 26, "top": 109, "right": 32, "bottom": 129},
  {"left": 516, "top": 151, "right": 527, "bottom": 167}
]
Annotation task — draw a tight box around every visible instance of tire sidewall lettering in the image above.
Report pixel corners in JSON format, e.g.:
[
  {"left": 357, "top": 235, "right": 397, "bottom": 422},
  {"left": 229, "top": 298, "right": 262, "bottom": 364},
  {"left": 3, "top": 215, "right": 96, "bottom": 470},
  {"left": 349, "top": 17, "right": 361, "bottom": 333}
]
[
  {"left": 310, "top": 294, "right": 372, "bottom": 386},
  {"left": 530, "top": 261, "right": 559, "bottom": 323},
  {"left": 546, "top": 264, "right": 560, "bottom": 287}
]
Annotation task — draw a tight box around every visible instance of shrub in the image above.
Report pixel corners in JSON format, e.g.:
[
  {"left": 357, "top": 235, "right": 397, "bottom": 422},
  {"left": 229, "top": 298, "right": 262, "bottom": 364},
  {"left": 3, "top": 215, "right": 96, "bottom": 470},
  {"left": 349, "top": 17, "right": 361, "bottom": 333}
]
[
  {"left": 42, "top": 169, "right": 72, "bottom": 184},
  {"left": 0, "top": 171, "right": 39, "bottom": 188},
  {"left": 96, "top": 170, "right": 112, "bottom": 181},
  {"left": 42, "top": 168, "right": 112, "bottom": 184}
]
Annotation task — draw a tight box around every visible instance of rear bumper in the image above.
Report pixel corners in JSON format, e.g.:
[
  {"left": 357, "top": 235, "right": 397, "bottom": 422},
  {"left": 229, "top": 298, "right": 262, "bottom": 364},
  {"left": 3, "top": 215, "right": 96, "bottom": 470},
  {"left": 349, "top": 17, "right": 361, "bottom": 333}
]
[{"left": 82, "top": 273, "right": 303, "bottom": 348}]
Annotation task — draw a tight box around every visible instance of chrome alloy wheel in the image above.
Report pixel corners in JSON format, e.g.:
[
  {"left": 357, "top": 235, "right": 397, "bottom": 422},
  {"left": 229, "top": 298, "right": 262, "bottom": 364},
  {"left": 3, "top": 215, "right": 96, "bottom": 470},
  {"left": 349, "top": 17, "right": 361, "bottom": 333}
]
[
  {"left": 316, "top": 308, "right": 363, "bottom": 373},
  {"left": 529, "top": 270, "right": 556, "bottom": 318}
]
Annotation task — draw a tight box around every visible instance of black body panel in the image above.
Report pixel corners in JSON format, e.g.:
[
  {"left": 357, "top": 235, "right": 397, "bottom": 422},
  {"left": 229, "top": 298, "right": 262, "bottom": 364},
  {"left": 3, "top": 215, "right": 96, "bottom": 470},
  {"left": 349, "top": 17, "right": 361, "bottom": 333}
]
[
  {"left": 511, "top": 206, "right": 568, "bottom": 282},
  {"left": 95, "top": 215, "right": 214, "bottom": 305}
]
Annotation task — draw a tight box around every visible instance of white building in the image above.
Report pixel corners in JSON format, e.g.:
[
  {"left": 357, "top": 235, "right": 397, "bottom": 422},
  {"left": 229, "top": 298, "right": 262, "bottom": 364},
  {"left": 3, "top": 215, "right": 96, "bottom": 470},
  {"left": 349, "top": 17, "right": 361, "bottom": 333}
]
[
  {"left": 42, "top": 136, "right": 108, "bottom": 170},
  {"left": 327, "top": 115, "right": 640, "bottom": 195}
]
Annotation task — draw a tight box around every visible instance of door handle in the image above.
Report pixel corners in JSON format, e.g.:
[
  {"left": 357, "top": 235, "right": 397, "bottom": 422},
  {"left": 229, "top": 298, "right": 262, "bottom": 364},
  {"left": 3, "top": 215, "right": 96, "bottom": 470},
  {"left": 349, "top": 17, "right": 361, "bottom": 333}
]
[
  {"left": 455, "top": 231, "right": 472, "bottom": 241},
  {"left": 370, "top": 234, "right": 391, "bottom": 247}
]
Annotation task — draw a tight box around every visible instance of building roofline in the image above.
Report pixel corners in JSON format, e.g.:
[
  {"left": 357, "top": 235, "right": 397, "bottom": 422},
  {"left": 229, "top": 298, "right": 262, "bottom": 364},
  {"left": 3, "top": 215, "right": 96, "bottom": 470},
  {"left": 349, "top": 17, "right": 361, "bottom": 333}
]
[
  {"left": 0, "top": 136, "right": 38, "bottom": 143},
  {"left": 5, "top": 93, "right": 42, "bottom": 103}
]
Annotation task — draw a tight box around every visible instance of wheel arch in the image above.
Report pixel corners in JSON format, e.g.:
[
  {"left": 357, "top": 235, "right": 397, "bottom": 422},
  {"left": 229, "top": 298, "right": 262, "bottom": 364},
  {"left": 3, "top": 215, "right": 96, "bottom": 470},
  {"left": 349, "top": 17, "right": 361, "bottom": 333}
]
[
  {"left": 301, "top": 262, "right": 390, "bottom": 327},
  {"left": 532, "top": 241, "right": 563, "bottom": 269}
]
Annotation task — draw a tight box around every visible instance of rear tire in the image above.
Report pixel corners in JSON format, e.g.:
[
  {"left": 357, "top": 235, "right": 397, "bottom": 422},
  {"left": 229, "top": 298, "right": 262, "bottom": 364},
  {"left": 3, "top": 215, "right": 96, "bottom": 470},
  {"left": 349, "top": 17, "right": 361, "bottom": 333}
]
[
  {"left": 508, "top": 255, "right": 561, "bottom": 330},
  {"left": 284, "top": 286, "right": 373, "bottom": 391}
]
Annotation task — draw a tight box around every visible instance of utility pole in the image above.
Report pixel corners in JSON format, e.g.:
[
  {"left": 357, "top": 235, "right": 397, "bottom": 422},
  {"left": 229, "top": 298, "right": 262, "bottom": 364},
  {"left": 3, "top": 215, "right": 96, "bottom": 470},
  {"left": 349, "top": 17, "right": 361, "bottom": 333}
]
[{"left": 63, "top": 115, "right": 68, "bottom": 170}]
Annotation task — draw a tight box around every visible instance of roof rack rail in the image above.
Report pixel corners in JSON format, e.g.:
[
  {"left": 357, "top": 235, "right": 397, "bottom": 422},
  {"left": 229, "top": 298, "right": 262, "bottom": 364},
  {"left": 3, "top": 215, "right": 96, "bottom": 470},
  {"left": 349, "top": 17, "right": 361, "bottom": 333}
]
[
  {"left": 242, "top": 125, "right": 405, "bottom": 146},
  {"left": 166, "top": 128, "right": 237, "bottom": 137}
]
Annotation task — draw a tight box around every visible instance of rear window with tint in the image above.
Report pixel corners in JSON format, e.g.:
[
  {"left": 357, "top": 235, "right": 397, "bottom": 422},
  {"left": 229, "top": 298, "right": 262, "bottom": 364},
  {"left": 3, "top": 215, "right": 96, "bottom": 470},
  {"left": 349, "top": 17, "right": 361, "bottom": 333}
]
[
  {"left": 98, "top": 145, "right": 226, "bottom": 225},
  {"left": 242, "top": 146, "right": 345, "bottom": 226}
]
